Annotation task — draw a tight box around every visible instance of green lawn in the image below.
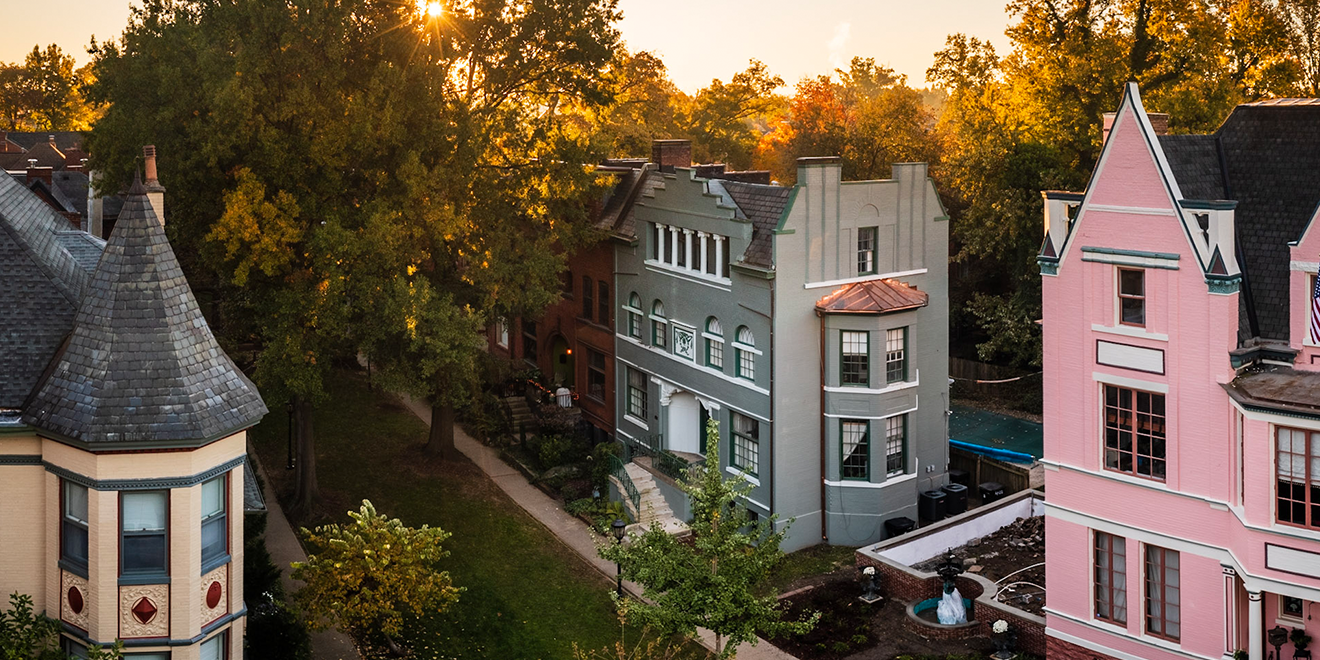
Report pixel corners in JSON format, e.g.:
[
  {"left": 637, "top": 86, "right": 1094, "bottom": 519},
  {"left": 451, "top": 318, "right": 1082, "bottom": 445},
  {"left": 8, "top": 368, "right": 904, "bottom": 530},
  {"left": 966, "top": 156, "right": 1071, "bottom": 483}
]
[
  {"left": 765, "top": 543, "right": 859, "bottom": 594},
  {"left": 250, "top": 372, "right": 657, "bottom": 659}
]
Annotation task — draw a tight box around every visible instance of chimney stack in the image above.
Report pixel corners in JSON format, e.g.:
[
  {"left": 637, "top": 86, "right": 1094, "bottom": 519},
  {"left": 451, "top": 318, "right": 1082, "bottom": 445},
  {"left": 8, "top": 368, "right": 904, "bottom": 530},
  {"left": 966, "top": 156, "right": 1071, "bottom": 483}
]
[
  {"left": 651, "top": 139, "right": 692, "bottom": 173},
  {"left": 142, "top": 145, "right": 166, "bottom": 226}
]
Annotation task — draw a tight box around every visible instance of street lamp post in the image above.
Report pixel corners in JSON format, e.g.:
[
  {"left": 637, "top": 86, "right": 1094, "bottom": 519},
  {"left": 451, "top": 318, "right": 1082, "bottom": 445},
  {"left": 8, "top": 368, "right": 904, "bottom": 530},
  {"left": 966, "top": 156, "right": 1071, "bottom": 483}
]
[
  {"left": 611, "top": 518, "right": 627, "bottom": 597},
  {"left": 285, "top": 401, "right": 296, "bottom": 470}
]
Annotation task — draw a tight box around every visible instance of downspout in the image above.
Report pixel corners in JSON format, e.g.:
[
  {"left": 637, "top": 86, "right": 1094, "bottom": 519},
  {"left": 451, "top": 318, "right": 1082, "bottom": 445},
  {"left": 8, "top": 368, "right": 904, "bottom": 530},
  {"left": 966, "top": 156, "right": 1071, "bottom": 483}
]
[{"left": 819, "top": 309, "right": 828, "bottom": 543}]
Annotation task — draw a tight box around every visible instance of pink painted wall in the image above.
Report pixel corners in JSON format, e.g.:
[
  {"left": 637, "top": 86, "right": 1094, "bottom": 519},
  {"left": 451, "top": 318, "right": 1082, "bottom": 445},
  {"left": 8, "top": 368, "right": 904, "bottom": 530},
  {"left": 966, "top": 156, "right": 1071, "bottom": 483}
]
[
  {"left": 1043, "top": 94, "right": 1320, "bottom": 656},
  {"left": 1290, "top": 208, "right": 1320, "bottom": 370}
]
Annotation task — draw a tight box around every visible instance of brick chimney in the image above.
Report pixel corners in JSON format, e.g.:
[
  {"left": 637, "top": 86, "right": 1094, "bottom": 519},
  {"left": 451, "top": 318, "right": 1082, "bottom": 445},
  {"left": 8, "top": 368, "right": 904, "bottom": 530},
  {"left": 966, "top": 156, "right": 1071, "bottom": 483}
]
[
  {"left": 651, "top": 139, "right": 691, "bottom": 173},
  {"left": 142, "top": 145, "right": 166, "bottom": 225},
  {"left": 1103, "top": 111, "right": 1169, "bottom": 143}
]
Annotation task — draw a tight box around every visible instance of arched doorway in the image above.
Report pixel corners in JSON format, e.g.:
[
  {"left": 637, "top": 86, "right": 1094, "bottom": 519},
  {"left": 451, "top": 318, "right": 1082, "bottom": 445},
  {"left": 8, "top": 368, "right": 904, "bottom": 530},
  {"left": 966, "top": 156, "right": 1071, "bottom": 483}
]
[{"left": 550, "top": 335, "right": 573, "bottom": 387}]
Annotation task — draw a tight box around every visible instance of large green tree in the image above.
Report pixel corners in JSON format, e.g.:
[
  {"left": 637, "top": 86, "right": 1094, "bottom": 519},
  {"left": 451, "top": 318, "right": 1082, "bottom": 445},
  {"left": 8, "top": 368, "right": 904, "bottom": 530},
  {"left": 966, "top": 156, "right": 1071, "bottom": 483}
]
[
  {"left": 600, "top": 421, "right": 817, "bottom": 658},
  {"left": 0, "top": 44, "right": 98, "bottom": 131},
  {"left": 88, "top": 0, "right": 622, "bottom": 495}
]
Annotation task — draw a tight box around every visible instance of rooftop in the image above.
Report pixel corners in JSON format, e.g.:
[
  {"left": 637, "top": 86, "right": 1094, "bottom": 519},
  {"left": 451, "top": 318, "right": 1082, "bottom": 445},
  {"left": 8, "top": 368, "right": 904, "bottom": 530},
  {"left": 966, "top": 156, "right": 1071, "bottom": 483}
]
[{"left": 815, "top": 279, "right": 929, "bottom": 314}]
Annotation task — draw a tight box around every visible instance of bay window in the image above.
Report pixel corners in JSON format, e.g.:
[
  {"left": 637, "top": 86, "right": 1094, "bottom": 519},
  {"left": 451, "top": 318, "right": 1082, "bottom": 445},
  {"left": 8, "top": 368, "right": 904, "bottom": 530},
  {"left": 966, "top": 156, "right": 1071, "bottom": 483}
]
[
  {"left": 121, "top": 491, "right": 168, "bottom": 577},
  {"left": 885, "top": 327, "right": 907, "bottom": 383},
  {"left": 202, "top": 475, "right": 228, "bottom": 568},
  {"left": 62, "top": 480, "right": 89, "bottom": 572},
  {"left": 841, "top": 331, "right": 869, "bottom": 386},
  {"left": 1277, "top": 426, "right": 1320, "bottom": 528}
]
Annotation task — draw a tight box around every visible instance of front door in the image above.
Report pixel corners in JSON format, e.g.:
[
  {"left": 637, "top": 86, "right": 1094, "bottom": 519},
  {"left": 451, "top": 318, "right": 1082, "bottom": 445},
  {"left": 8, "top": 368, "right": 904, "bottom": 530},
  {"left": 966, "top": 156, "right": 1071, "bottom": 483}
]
[{"left": 668, "top": 392, "right": 701, "bottom": 455}]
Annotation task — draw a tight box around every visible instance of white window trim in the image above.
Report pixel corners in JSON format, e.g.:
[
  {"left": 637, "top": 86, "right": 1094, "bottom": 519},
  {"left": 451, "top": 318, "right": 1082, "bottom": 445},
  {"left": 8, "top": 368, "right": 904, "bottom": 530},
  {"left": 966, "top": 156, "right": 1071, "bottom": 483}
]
[
  {"left": 824, "top": 471, "right": 918, "bottom": 489},
  {"left": 1092, "top": 371, "right": 1168, "bottom": 394},
  {"left": 1277, "top": 594, "right": 1306, "bottom": 625},
  {"left": 726, "top": 465, "right": 761, "bottom": 486},
  {"left": 823, "top": 399, "right": 917, "bottom": 420},
  {"left": 824, "top": 371, "right": 919, "bottom": 395},
  {"left": 1091, "top": 323, "right": 1169, "bottom": 342},
  {"left": 803, "top": 268, "right": 928, "bottom": 290},
  {"left": 731, "top": 341, "right": 761, "bottom": 356},
  {"left": 622, "top": 414, "right": 649, "bottom": 431},
  {"left": 644, "top": 260, "right": 732, "bottom": 289}
]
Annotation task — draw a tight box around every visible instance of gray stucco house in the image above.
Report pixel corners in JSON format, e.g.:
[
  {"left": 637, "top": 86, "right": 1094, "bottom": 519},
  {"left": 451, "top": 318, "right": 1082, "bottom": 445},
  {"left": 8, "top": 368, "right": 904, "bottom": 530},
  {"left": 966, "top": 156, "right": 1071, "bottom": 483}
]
[{"left": 611, "top": 149, "right": 950, "bottom": 551}]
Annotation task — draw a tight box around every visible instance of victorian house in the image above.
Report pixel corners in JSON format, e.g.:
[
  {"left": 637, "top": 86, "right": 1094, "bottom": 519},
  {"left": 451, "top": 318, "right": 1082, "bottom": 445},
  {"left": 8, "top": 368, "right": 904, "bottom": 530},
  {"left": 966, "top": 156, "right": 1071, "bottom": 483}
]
[
  {"left": 1041, "top": 85, "right": 1320, "bottom": 659},
  {"left": 0, "top": 148, "right": 266, "bottom": 659},
  {"left": 611, "top": 148, "right": 951, "bottom": 551}
]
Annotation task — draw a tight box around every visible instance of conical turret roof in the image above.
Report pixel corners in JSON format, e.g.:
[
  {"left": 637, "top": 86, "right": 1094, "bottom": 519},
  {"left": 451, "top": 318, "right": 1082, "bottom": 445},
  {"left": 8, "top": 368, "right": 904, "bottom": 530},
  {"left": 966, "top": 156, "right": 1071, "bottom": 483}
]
[{"left": 22, "top": 181, "right": 267, "bottom": 446}]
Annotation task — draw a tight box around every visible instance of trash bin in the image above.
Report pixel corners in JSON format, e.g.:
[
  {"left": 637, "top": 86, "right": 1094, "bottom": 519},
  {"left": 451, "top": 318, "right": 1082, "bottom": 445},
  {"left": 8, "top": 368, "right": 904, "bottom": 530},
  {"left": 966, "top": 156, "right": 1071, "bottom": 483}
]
[
  {"left": 919, "top": 489, "right": 947, "bottom": 522},
  {"left": 979, "top": 481, "right": 1005, "bottom": 504},
  {"left": 941, "top": 483, "right": 969, "bottom": 516},
  {"left": 948, "top": 469, "right": 970, "bottom": 487},
  {"left": 884, "top": 516, "right": 916, "bottom": 539}
]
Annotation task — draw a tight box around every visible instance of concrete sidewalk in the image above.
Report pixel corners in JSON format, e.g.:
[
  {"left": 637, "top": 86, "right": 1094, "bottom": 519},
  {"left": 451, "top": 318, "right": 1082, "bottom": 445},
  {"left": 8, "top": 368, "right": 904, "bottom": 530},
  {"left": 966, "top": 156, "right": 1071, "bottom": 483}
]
[
  {"left": 249, "top": 449, "right": 363, "bottom": 660},
  {"left": 398, "top": 396, "right": 798, "bottom": 660}
]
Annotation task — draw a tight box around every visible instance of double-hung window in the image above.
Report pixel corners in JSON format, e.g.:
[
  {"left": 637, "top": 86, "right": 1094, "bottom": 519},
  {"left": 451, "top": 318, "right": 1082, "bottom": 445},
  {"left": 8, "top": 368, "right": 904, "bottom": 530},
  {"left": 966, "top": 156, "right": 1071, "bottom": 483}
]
[
  {"left": 587, "top": 349, "right": 606, "bottom": 402},
  {"left": 495, "top": 318, "right": 509, "bottom": 349},
  {"left": 121, "top": 491, "right": 168, "bottom": 577},
  {"left": 885, "top": 327, "right": 907, "bottom": 383},
  {"left": 1145, "top": 545, "right": 1180, "bottom": 641},
  {"left": 1119, "top": 268, "right": 1145, "bottom": 326},
  {"left": 841, "top": 420, "right": 869, "bottom": 479},
  {"left": 705, "top": 318, "right": 724, "bottom": 369},
  {"left": 885, "top": 415, "right": 906, "bottom": 475},
  {"left": 598, "top": 281, "right": 610, "bottom": 327},
  {"left": 1277, "top": 426, "right": 1320, "bottom": 528},
  {"left": 857, "top": 227, "right": 877, "bottom": 275},
  {"left": 62, "top": 481, "right": 89, "bottom": 572},
  {"left": 627, "top": 368, "right": 648, "bottom": 419},
  {"left": 200, "top": 632, "right": 227, "bottom": 660},
  {"left": 1094, "top": 532, "right": 1127, "bottom": 624},
  {"left": 522, "top": 319, "right": 538, "bottom": 362},
  {"left": 735, "top": 327, "right": 755, "bottom": 380},
  {"left": 626, "top": 293, "right": 642, "bottom": 339},
  {"left": 201, "top": 475, "right": 227, "bottom": 569},
  {"left": 841, "top": 331, "right": 869, "bottom": 386},
  {"left": 1103, "top": 385, "right": 1166, "bottom": 480},
  {"left": 652, "top": 301, "right": 668, "bottom": 349},
  {"left": 731, "top": 412, "right": 759, "bottom": 475},
  {"left": 582, "top": 276, "right": 594, "bottom": 321}
]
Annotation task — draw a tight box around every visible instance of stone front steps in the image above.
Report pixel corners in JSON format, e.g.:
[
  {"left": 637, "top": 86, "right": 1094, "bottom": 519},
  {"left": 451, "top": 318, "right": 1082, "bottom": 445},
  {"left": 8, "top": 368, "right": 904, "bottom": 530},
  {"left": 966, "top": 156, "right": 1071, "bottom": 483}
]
[
  {"left": 502, "top": 395, "right": 537, "bottom": 434},
  {"left": 612, "top": 462, "right": 687, "bottom": 536}
]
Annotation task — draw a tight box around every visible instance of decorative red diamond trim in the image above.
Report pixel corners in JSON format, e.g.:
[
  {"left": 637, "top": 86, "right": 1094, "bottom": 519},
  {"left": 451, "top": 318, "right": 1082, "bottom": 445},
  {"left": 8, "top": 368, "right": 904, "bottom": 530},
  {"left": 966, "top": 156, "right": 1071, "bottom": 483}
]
[
  {"left": 205, "top": 581, "right": 223, "bottom": 609},
  {"left": 67, "top": 587, "right": 84, "bottom": 615},
  {"left": 131, "top": 597, "right": 157, "bottom": 625}
]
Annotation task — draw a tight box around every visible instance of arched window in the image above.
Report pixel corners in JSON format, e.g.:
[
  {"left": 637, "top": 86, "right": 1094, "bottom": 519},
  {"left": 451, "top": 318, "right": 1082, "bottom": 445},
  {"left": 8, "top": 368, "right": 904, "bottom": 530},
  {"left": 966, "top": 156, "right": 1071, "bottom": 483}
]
[
  {"left": 735, "top": 326, "right": 755, "bottom": 380},
  {"left": 626, "top": 293, "right": 642, "bottom": 339},
  {"left": 705, "top": 317, "right": 724, "bottom": 370},
  {"left": 651, "top": 301, "right": 668, "bottom": 348}
]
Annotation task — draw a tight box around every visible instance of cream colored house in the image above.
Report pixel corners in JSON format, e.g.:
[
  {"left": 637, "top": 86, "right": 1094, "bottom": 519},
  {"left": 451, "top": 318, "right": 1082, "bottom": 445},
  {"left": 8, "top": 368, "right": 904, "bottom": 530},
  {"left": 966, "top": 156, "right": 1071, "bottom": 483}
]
[{"left": 0, "top": 151, "right": 267, "bottom": 659}]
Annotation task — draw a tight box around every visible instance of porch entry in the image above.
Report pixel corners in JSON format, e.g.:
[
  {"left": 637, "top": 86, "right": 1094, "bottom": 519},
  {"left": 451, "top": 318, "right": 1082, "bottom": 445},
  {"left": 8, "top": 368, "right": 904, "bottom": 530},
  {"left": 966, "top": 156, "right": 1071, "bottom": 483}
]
[{"left": 666, "top": 391, "right": 711, "bottom": 456}]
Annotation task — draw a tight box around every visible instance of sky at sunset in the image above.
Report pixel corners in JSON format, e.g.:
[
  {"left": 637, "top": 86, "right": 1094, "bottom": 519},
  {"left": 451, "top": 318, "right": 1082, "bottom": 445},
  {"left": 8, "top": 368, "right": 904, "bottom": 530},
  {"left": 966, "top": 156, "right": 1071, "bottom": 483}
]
[{"left": 2, "top": 0, "right": 1013, "bottom": 92}]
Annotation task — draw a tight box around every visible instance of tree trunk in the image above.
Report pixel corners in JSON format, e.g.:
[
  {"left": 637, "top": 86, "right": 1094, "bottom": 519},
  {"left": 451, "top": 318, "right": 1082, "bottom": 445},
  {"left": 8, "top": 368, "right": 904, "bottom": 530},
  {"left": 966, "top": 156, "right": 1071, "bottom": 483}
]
[
  {"left": 293, "top": 396, "right": 319, "bottom": 515},
  {"left": 427, "top": 400, "right": 457, "bottom": 460}
]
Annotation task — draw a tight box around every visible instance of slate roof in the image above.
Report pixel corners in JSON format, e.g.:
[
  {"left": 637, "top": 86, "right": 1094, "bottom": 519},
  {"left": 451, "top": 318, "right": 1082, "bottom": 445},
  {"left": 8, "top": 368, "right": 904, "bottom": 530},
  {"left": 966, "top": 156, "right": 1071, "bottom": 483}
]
[
  {"left": 52, "top": 170, "right": 89, "bottom": 220},
  {"left": 616, "top": 169, "right": 666, "bottom": 240},
  {"left": 0, "top": 171, "right": 99, "bottom": 408},
  {"left": 1159, "top": 103, "right": 1320, "bottom": 342},
  {"left": 815, "top": 279, "right": 929, "bottom": 314},
  {"left": 4, "top": 131, "right": 83, "bottom": 152},
  {"left": 719, "top": 180, "right": 792, "bottom": 269},
  {"left": 54, "top": 231, "right": 106, "bottom": 272},
  {"left": 22, "top": 183, "right": 267, "bottom": 445}
]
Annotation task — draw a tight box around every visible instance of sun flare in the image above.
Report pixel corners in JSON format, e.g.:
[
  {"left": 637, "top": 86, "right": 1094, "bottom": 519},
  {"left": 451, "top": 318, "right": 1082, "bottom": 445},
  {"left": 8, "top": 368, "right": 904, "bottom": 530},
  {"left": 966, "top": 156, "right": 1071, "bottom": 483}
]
[{"left": 415, "top": 0, "right": 443, "bottom": 18}]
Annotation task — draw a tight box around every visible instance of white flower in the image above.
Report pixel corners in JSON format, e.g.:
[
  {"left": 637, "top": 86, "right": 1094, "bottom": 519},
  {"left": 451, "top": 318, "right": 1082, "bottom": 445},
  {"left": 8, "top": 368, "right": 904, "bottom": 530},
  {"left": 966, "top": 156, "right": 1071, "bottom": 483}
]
[
  {"left": 863, "top": 567, "right": 875, "bottom": 576},
  {"left": 993, "top": 619, "right": 1009, "bottom": 634}
]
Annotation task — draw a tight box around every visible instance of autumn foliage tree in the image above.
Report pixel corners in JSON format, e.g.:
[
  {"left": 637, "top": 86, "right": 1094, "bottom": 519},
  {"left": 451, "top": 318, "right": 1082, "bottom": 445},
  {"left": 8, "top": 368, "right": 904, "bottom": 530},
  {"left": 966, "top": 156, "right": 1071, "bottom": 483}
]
[
  {"left": 293, "top": 500, "right": 461, "bottom": 652},
  {"left": 0, "top": 44, "right": 98, "bottom": 131}
]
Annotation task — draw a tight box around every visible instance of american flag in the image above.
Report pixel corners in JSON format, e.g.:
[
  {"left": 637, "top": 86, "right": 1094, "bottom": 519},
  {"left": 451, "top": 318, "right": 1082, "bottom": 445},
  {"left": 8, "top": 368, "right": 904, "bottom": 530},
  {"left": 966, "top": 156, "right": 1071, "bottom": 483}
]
[{"left": 1311, "top": 264, "right": 1320, "bottom": 344}]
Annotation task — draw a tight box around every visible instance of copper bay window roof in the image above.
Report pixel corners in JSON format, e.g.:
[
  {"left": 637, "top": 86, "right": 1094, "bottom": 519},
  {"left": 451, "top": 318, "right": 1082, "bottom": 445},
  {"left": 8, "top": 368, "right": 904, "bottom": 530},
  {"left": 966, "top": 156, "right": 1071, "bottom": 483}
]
[{"left": 815, "top": 279, "right": 929, "bottom": 314}]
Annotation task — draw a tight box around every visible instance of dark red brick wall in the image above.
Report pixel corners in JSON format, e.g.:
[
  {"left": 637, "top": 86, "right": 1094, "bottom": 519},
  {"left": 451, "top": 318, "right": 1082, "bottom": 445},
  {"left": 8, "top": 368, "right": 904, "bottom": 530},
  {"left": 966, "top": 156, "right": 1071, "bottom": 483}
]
[{"left": 1047, "top": 635, "right": 1120, "bottom": 660}]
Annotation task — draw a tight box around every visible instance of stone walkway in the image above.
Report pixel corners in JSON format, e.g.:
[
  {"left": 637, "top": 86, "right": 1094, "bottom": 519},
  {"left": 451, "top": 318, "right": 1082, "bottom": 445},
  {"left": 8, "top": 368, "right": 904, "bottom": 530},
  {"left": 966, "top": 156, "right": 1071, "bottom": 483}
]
[
  {"left": 249, "top": 450, "right": 363, "bottom": 660},
  {"left": 398, "top": 396, "right": 798, "bottom": 660}
]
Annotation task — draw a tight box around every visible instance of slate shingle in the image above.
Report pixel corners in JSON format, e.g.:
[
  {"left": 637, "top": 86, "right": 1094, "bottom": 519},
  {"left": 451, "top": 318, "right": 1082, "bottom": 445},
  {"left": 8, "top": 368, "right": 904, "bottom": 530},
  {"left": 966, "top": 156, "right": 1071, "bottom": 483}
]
[
  {"left": 1160, "top": 103, "right": 1320, "bottom": 343},
  {"left": 719, "top": 180, "right": 792, "bottom": 269},
  {"left": 22, "top": 183, "right": 267, "bottom": 444}
]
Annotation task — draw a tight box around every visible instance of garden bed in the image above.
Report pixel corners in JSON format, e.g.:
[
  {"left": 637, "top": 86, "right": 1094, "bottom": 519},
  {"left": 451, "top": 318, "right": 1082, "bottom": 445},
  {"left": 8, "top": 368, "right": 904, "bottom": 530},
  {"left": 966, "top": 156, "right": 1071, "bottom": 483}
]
[
  {"left": 769, "top": 567, "right": 996, "bottom": 660},
  {"left": 911, "top": 516, "right": 1044, "bottom": 615}
]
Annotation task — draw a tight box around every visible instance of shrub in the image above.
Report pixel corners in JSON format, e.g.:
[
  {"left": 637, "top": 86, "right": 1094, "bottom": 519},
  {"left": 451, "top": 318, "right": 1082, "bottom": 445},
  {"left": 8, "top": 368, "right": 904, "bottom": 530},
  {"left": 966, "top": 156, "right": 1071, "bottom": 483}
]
[
  {"left": 537, "top": 433, "right": 572, "bottom": 468},
  {"left": 565, "top": 498, "right": 596, "bottom": 516},
  {"left": 245, "top": 599, "right": 311, "bottom": 660},
  {"left": 589, "top": 442, "right": 619, "bottom": 492}
]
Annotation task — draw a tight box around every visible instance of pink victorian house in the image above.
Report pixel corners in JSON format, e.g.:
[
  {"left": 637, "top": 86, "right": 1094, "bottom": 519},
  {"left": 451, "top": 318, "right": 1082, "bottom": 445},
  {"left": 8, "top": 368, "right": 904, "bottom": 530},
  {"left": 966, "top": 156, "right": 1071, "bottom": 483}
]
[{"left": 1041, "top": 84, "right": 1320, "bottom": 660}]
